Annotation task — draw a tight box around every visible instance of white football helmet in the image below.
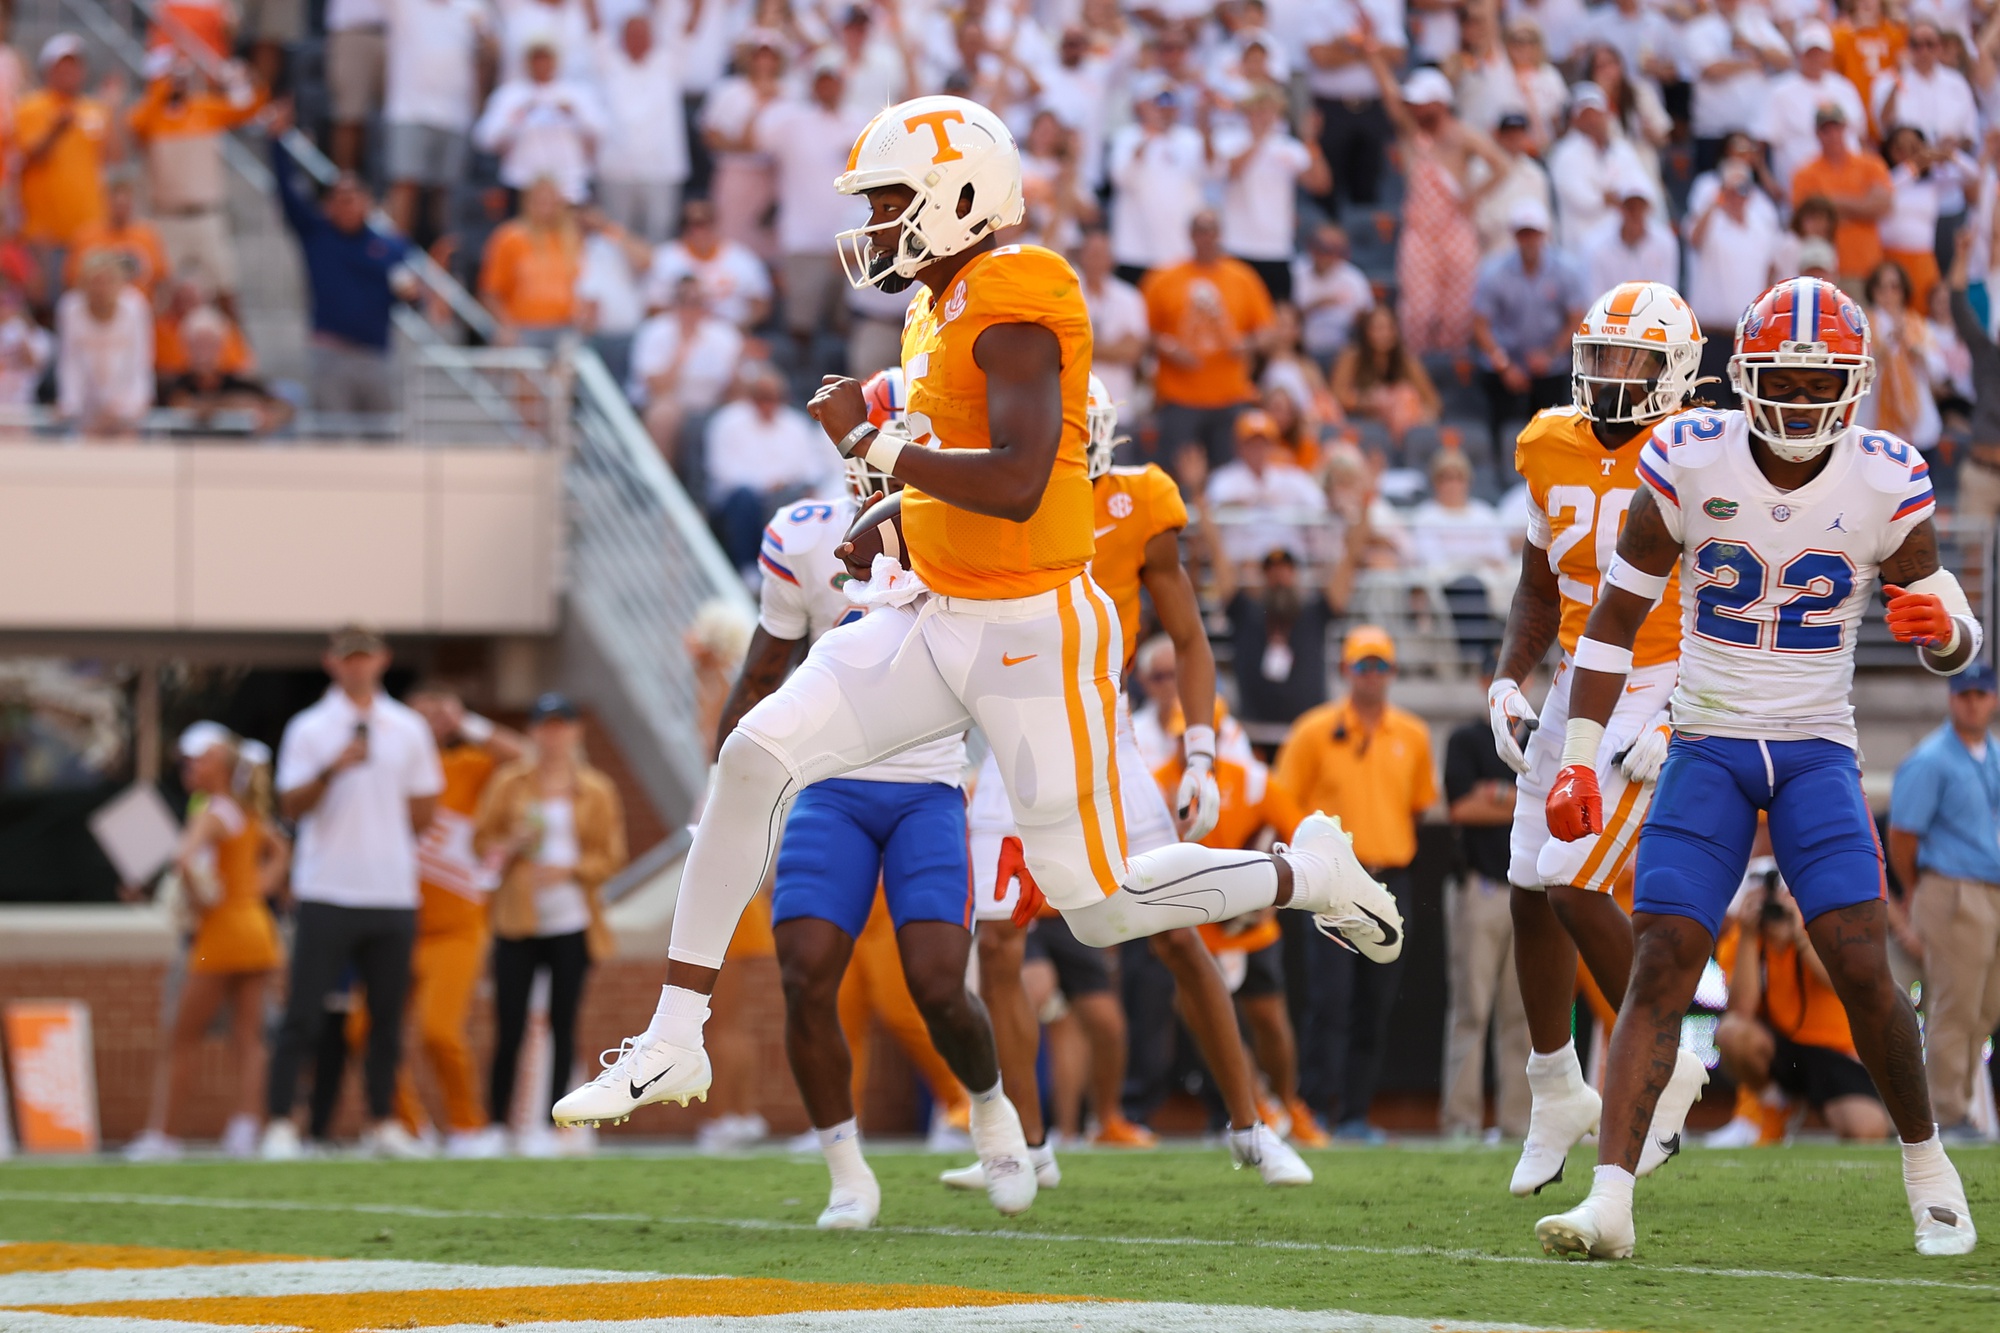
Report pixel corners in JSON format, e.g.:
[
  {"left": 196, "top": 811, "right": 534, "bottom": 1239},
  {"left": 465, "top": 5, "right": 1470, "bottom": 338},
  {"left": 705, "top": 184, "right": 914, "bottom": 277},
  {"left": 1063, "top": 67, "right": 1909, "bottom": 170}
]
[
  {"left": 1571, "top": 281, "right": 1704, "bottom": 426},
  {"left": 1086, "top": 373, "right": 1118, "bottom": 480},
  {"left": 834, "top": 95, "right": 1026, "bottom": 291}
]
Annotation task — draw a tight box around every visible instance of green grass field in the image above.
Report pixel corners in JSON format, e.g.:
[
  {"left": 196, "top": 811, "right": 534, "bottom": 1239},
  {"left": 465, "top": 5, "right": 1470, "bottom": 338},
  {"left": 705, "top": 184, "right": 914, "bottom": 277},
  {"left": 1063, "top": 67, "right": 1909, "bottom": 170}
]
[{"left": 3, "top": 1142, "right": 1997, "bottom": 1332}]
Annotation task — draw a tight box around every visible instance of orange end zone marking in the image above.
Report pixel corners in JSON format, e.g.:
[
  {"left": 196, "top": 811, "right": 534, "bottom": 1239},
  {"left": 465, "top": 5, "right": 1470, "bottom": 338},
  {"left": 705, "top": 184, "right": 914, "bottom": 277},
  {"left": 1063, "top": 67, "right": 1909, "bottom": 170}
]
[
  {"left": 0, "top": 1242, "right": 305, "bottom": 1273},
  {"left": 27, "top": 1277, "right": 1088, "bottom": 1330}
]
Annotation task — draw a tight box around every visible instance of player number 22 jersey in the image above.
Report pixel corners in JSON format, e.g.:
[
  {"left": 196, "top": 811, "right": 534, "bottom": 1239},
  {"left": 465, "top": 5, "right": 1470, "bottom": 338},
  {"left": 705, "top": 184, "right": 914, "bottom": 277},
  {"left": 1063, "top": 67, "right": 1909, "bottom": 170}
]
[
  {"left": 1516, "top": 406, "right": 1682, "bottom": 668},
  {"left": 759, "top": 497, "right": 968, "bottom": 786},
  {"left": 1636, "top": 410, "right": 1935, "bottom": 749}
]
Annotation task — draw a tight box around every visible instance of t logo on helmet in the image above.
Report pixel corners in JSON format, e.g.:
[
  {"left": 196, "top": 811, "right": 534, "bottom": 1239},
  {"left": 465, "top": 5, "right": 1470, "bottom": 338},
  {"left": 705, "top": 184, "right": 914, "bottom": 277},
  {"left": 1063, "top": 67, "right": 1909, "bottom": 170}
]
[{"left": 904, "top": 109, "right": 967, "bottom": 164}]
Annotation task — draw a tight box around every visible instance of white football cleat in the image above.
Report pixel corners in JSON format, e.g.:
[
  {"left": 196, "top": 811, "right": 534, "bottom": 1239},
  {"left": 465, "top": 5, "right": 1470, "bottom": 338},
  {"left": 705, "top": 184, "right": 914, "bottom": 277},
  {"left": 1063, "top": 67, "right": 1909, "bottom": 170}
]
[
  {"left": 1908, "top": 1146, "right": 1978, "bottom": 1256},
  {"left": 1510, "top": 1083, "right": 1601, "bottom": 1197},
  {"left": 969, "top": 1095, "right": 1038, "bottom": 1216},
  {"left": 551, "top": 1033, "right": 712, "bottom": 1127},
  {"left": 940, "top": 1141, "right": 1060, "bottom": 1192},
  {"left": 1229, "top": 1123, "right": 1313, "bottom": 1186},
  {"left": 1637, "top": 1049, "right": 1710, "bottom": 1178},
  {"left": 817, "top": 1182, "right": 881, "bottom": 1231},
  {"left": 1277, "top": 814, "right": 1403, "bottom": 961},
  {"left": 259, "top": 1119, "right": 304, "bottom": 1162},
  {"left": 1536, "top": 1193, "right": 1635, "bottom": 1260}
]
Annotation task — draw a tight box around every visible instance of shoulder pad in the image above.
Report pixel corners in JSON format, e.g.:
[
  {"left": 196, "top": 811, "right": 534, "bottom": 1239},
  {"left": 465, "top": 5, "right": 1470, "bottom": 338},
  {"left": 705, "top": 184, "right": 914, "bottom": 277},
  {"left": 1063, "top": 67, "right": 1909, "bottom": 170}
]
[
  {"left": 1846, "top": 429, "right": 1926, "bottom": 495},
  {"left": 1651, "top": 408, "right": 1733, "bottom": 469}
]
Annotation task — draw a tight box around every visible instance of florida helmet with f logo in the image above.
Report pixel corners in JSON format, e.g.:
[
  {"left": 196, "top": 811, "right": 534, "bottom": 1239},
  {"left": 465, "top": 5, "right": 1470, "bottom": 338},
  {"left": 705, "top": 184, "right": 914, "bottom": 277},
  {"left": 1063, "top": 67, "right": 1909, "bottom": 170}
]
[
  {"left": 1729, "top": 276, "right": 1875, "bottom": 461},
  {"left": 833, "top": 95, "right": 1026, "bottom": 292}
]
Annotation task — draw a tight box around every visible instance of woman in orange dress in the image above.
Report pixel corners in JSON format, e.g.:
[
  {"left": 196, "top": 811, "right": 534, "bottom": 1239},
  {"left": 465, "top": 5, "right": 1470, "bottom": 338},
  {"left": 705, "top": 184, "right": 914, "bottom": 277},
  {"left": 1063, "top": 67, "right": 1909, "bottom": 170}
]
[{"left": 126, "top": 722, "right": 289, "bottom": 1160}]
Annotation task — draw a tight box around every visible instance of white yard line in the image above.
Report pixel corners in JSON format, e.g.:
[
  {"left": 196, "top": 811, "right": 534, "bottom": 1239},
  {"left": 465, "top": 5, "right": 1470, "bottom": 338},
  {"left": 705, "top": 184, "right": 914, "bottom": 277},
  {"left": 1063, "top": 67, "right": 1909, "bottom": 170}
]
[
  {"left": 0, "top": 1189, "right": 1989, "bottom": 1294},
  {"left": 0, "top": 1259, "right": 693, "bottom": 1305}
]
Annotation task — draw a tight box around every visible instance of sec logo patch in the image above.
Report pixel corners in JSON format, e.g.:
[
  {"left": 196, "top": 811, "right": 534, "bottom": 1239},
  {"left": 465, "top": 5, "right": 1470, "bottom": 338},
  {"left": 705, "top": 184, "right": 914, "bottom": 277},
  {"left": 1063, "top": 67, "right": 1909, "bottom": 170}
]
[{"left": 1108, "top": 492, "right": 1134, "bottom": 518}]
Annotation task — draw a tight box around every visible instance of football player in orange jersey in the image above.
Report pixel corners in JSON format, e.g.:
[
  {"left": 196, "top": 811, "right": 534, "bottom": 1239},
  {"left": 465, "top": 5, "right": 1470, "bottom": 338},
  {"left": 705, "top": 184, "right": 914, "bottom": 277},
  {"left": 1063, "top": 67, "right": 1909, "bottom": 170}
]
[
  {"left": 947, "top": 377, "right": 1313, "bottom": 1189},
  {"left": 552, "top": 97, "right": 1397, "bottom": 1192},
  {"left": 1489, "top": 281, "right": 1710, "bottom": 1198}
]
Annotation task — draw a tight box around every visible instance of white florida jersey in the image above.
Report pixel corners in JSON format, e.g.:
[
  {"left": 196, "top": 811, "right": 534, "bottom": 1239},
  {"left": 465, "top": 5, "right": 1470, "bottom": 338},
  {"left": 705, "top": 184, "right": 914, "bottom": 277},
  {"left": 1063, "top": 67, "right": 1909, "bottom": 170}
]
[
  {"left": 758, "top": 496, "right": 968, "bottom": 786},
  {"left": 1637, "top": 409, "right": 1935, "bottom": 749}
]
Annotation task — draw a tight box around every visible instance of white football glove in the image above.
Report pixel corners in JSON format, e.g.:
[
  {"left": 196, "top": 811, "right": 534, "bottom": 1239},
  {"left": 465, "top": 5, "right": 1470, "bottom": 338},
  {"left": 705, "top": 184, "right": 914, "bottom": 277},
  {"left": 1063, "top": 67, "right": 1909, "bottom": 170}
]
[
  {"left": 1486, "top": 677, "right": 1538, "bottom": 776},
  {"left": 1176, "top": 725, "right": 1221, "bottom": 841},
  {"left": 1619, "top": 709, "right": 1674, "bottom": 785}
]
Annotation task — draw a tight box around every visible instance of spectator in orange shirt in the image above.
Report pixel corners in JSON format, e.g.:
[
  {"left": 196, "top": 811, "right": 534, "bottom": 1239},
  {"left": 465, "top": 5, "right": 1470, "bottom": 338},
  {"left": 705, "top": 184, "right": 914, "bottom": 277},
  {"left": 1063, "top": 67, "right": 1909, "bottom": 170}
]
[
  {"left": 1791, "top": 104, "right": 1893, "bottom": 286},
  {"left": 1832, "top": 0, "right": 1905, "bottom": 137},
  {"left": 1142, "top": 209, "right": 1275, "bottom": 465},
  {"left": 66, "top": 176, "right": 168, "bottom": 300},
  {"left": 12, "top": 36, "right": 122, "bottom": 277},
  {"left": 155, "top": 275, "right": 255, "bottom": 378},
  {"left": 1713, "top": 865, "right": 1892, "bottom": 1142},
  {"left": 479, "top": 177, "right": 583, "bottom": 346}
]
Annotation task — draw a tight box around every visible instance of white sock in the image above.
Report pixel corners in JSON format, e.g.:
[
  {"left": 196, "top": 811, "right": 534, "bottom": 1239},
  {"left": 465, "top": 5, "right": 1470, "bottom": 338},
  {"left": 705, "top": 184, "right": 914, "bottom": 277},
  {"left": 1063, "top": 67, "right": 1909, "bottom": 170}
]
[
  {"left": 1591, "top": 1163, "right": 1636, "bottom": 1205},
  {"left": 667, "top": 730, "right": 798, "bottom": 969},
  {"left": 1065, "top": 843, "right": 1280, "bottom": 946},
  {"left": 816, "top": 1118, "right": 874, "bottom": 1194},
  {"left": 642, "top": 985, "right": 710, "bottom": 1048},
  {"left": 1526, "top": 1042, "right": 1585, "bottom": 1093}
]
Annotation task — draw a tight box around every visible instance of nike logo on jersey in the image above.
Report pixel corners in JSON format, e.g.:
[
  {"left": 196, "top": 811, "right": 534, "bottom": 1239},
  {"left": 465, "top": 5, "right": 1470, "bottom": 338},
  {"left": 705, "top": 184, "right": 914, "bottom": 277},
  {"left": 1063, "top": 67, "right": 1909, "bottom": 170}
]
[
  {"left": 629, "top": 1065, "right": 679, "bottom": 1101},
  {"left": 1001, "top": 653, "right": 1038, "bottom": 666},
  {"left": 1094, "top": 524, "right": 1118, "bottom": 538}
]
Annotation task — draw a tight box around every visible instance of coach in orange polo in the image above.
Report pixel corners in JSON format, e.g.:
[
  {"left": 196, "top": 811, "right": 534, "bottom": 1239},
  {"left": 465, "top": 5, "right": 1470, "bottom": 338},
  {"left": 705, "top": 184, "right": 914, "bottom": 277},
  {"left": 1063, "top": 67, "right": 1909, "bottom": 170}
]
[{"left": 1274, "top": 625, "right": 1436, "bottom": 1141}]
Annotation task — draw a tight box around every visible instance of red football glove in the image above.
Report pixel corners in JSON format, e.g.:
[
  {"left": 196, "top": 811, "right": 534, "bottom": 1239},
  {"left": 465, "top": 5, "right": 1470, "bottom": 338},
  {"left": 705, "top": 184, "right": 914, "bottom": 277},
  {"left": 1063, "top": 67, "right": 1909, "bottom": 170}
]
[
  {"left": 1546, "top": 763, "right": 1603, "bottom": 842},
  {"left": 1883, "top": 584, "right": 1954, "bottom": 648},
  {"left": 999, "top": 835, "right": 1049, "bottom": 929}
]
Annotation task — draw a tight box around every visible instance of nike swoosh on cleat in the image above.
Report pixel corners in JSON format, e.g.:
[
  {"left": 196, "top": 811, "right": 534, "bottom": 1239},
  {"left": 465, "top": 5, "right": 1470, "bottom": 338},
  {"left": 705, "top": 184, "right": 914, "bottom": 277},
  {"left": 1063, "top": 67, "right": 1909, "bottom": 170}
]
[
  {"left": 1535, "top": 1159, "right": 1564, "bottom": 1194},
  {"left": 629, "top": 1064, "right": 679, "bottom": 1101},
  {"left": 1356, "top": 904, "right": 1398, "bottom": 949},
  {"left": 1654, "top": 1132, "right": 1681, "bottom": 1159}
]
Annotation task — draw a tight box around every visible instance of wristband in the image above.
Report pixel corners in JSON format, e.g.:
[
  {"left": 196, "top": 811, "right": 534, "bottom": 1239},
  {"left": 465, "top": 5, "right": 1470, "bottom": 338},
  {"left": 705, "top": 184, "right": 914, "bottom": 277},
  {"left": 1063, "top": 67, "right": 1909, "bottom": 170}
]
[
  {"left": 1572, "top": 637, "right": 1635, "bottom": 675},
  {"left": 863, "top": 428, "right": 906, "bottom": 475},
  {"left": 1561, "top": 718, "right": 1606, "bottom": 768},
  {"left": 836, "top": 421, "right": 880, "bottom": 459},
  {"left": 1603, "top": 556, "right": 1670, "bottom": 603},
  {"left": 1183, "top": 723, "right": 1216, "bottom": 764},
  {"left": 459, "top": 712, "right": 495, "bottom": 743}
]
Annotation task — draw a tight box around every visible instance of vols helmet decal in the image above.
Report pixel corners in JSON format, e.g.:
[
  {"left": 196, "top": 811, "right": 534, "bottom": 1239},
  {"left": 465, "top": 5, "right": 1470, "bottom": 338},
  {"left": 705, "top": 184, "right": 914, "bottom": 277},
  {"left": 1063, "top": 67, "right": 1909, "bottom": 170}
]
[{"left": 1571, "top": 281, "right": 1704, "bottom": 426}]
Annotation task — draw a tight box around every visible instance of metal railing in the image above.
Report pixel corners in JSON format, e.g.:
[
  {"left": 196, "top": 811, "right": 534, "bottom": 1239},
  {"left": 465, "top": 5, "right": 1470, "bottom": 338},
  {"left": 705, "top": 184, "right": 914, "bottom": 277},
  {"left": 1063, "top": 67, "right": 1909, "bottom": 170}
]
[{"left": 567, "top": 350, "right": 755, "bottom": 803}]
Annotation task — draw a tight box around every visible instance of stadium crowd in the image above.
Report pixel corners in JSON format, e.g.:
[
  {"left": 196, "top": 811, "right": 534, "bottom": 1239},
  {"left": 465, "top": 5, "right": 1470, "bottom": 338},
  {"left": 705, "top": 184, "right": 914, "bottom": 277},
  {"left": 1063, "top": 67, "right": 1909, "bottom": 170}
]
[{"left": 5, "top": 0, "right": 1987, "bottom": 1153}]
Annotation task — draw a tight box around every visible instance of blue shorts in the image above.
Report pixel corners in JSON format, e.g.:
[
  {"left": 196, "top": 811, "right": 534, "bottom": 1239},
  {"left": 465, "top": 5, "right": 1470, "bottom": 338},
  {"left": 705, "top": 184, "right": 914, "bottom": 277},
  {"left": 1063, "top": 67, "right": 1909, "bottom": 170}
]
[
  {"left": 1634, "top": 735, "right": 1885, "bottom": 939},
  {"left": 771, "top": 778, "right": 971, "bottom": 940}
]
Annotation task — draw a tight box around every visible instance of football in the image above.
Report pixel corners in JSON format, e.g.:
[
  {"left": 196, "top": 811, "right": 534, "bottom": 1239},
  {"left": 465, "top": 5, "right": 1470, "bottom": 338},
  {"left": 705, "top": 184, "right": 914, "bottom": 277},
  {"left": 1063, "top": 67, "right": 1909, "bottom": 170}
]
[{"left": 841, "top": 489, "right": 904, "bottom": 575}]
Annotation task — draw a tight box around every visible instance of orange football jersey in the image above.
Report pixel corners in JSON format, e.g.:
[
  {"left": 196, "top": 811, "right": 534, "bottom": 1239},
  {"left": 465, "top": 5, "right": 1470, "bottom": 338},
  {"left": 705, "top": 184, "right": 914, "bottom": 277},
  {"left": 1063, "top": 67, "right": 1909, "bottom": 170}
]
[
  {"left": 900, "top": 244, "right": 1096, "bottom": 599},
  {"left": 1090, "top": 464, "right": 1188, "bottom": 671},
  {"left": 1515, "top": 406, "right": 1681, "bottom": 669}
]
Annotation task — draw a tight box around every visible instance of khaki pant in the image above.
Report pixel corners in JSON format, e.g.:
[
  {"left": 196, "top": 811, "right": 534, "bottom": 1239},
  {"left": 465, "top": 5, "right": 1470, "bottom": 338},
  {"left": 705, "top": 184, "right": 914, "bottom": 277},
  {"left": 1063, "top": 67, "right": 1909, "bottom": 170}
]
[
  {"left": 1956, "top": 460, "right": 2000, "bottom": 530},
  {"left": 1441, "top": 872, "right": 1532, "bottom": 1137},
  {"left": 1914, "top": 871, "right": 2000, "bottom": 1125}
]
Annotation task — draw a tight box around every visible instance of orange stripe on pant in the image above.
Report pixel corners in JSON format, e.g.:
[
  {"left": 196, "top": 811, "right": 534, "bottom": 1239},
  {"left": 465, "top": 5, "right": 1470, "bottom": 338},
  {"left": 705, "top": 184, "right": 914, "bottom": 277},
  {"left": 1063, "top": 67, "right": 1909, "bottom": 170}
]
[
  {"left": 1079, "top": 575, "right": 1129, "bottom": 863},
  {"left": 1056, "top": 582, "right": 1118, "bottom": 893},
  {"left": 1575, "top": 776, "right": 1647, "bottom": 891}
]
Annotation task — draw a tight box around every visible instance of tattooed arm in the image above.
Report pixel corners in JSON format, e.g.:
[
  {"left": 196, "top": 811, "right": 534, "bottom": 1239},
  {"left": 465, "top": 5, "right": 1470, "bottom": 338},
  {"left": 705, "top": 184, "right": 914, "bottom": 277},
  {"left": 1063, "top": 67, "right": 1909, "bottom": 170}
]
[
  {"left": 715, "top": 627, "right": 805, "bottom": 755},
  {"left": 1496, "top": 539, "right": 1563, "bottom": 687}
]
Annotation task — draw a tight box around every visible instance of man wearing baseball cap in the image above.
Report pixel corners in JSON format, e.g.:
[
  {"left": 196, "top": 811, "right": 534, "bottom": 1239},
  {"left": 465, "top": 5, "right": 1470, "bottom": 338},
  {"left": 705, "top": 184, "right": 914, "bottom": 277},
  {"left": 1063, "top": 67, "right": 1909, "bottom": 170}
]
[
  {"left": 1472, "top": 194, "right": 1588, "bottom": 446},
  {"left": 1274, "top": 627, "right": 1437, "bottom": 1141},
  {"left": 13, "top": 35, "right": 113, "bottom": 267},
  {"left": 1765, "top": 22, "right": 1865, "bottom": 192},
  {"left": 1888, "top": 660, "right": 2000, "bottom": 1141}
]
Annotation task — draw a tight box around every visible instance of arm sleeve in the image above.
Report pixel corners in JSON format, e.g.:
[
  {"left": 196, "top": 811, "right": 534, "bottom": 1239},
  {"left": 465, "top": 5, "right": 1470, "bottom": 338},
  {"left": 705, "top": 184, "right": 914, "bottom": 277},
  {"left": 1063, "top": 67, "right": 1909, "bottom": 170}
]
[
  {"left": 1889, "top": 755, "right": 1940, "bottom": 835},
  {"left": 757, "top": 523, "right": 813, "bottom": 639},
  {"left": 1636, "top": 433, "right": 1685, "bottom": 542}
]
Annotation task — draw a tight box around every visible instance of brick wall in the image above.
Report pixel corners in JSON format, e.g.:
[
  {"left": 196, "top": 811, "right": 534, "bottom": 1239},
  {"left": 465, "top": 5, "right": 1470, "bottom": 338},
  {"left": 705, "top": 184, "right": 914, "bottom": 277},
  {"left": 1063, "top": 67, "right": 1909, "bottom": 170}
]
[{"left": 3, "top": 955, "right": 928, "bottom": 1146}]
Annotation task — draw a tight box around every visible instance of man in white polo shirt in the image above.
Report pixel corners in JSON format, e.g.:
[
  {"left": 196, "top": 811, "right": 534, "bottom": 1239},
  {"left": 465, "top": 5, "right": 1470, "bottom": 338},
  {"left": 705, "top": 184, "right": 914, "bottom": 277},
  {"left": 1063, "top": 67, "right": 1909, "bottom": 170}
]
[{"left": 262, "top": 625, "right": 444, "bottom": 1160}]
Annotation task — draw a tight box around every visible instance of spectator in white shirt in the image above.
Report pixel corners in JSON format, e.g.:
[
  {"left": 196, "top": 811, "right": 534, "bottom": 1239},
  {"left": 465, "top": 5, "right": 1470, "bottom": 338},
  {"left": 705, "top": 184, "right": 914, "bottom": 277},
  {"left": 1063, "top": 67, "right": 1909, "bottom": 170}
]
[
  {"left": 325, "top": 0, "right": 389, "bottom": 172},
  {"left": 1762, "top": 20, "right": 1866, "bottom": 195},
  {"left": 1685, "top": 153, "right": 1782, "bottom": 399},
  {"left": 1583, "top": 175, "right": 1680, "bottom": 296},
  {"left": 753, "top": 61, "right": 869, "bottom": 372},
  {"left": 705, "top": 363, "right": 842, "bottom": 574},
  {"left": 1209, "top": 89, "right": 1332, "bottom": 301},
  {"left": 1410, "top": 447, "right": 1508, "bottom": 576},
  {"left": 1491, "top": 17, "right": 1569, "bottom": 152},
  {"left": 1581, "top": 41, "right": 1672, "bottom": 188},
  {"left": 263, "top": 624, "right": 444, "bottom": 1160},
  {"left": 1681, "top": 0, "right": 1792, "bottom": 175},
  {"left": 1108, "top": 83, "right": 1208, "bottom": 277},
  {"left": 1039, "top": 25, "right": 1122, "bottom": 192},
  {"left": 496, "top": 0, "right": 593, "bottom": 83},
  {"left": 573, "top": 207, "right": 650, "bottom": 349},
  {"left": 1875, "top": 18, "right": 1981, "bottom": 159},
  {"left": 1077, "top": 227, "right": 1149, "bottom": 409},
  {"left": 1546, "top": 81, "right": 1652, "bottom": 249},
  {"left": 1881, "top": 124, "right": 1955, "bottom": 317},
  {"left": 1508, "top": 0, "right": 1589, "bottom": 63},
  {"left": 821, "top": 3, "right": 918, "bottom": 119},
  {"left": 1204, "top": 408, "right": 1329, "bottom": 564},
  {"left": 472, "top": 36, "right": 607, "bottom": 204},
  {"left": 385, "top": 0, "right": 493, "bottom": 242},
  {"left": 700, "top": 30, "right": 786, "bottom": 257},
  {"left": 586, "top": 0, "right": 687, "bottom": 245},
  {"left": 1292, "top": 221, "right": 1374, "bottom": 367},
  {"left": 56, "top": 251, "right": 152, "bottom": 435},
  {"left": 630, "top": 276, "right": 745, "bottom": 463},
  {"left": 644, "top": 197, "right": 772, "bottom": 330},
  {"left": 1303, "top": 0, "right": 1406, "bottom": 208},
  {"left": 1469, "top": 111, "right": 1554, "bottom": 258}
]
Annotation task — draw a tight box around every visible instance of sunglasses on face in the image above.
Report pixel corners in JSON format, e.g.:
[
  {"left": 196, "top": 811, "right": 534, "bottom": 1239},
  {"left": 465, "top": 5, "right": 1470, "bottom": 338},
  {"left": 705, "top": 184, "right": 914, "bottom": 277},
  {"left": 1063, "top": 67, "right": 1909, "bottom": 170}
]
[{"left": 1349, "top": 658, "right": 1392, "bottom": 675}]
